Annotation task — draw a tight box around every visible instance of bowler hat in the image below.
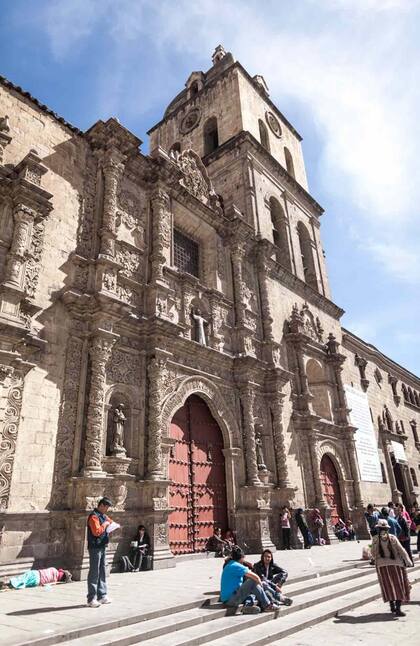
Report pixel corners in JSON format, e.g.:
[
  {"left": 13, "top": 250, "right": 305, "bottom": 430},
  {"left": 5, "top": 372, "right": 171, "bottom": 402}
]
[{"left": 375, "top": 519, "right": 390, "bottom": 530}]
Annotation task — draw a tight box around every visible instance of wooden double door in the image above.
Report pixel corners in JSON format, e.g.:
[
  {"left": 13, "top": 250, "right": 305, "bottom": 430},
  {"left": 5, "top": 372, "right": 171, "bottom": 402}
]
[
  {"left": 168, "top": 395, "right": 228, "bottom": 554},
  {"left": 320, "top": 454, "right": 344, "bottom": 524}
]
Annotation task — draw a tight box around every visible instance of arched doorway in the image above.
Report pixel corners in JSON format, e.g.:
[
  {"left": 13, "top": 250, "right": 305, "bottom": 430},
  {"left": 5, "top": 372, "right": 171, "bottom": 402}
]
[
  {"left": 320, "top": 455, "right": 344, "bottom": 524},
  {"left": 168, "top": 394, "right": 228, "bottom": 554}
]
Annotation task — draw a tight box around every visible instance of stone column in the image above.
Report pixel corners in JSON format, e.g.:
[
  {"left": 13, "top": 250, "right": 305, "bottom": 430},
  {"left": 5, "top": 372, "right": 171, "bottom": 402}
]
[
  {"left": 100, "top": 152, "right": 125, "bottom": 258},
  {"left": 147, "top": 356, "right": 169, "bottom": 480},
  {"left": 256, "top": 244, "right": 274, "bottom": 342},
  {"left": 3, "top": 205, "right": 36, "bottom": 287},
  {"left": 295, "top": 345, "right": 311, "bottom": 409},
  {"left": 240, "top": 385, "right": 260, "bottom": 486},
  {"left": 0, "top": 367, "right": 24, "bottom": 511},
  {"left": 382, "top": 437, "right": 400, "bottom": 499},
  {"left": 150, "top": 189, "right": 171, "bottom": 283},
  {"left": 345, "top": 437, "right": 363, "bottom": 508},
  {"left": 83, "top": 334, "right": 116, "bottom": 477},
  {"left": 269, "top": 391, "right": 290, "bottom": 487},
  {"left": 327, "top": 356, "right": 349, "bottom": 424},
  {"left": 231, "top": 242, "right": 246, "bottom": 327},
  {"left": 308, "top": 433, "right": 324, "bottom": 507}
]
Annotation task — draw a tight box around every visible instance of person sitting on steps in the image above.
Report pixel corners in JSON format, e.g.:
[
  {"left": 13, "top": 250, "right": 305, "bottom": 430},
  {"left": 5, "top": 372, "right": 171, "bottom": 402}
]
[
  {"left": 129, "top": 524, "right": 150, "bottom": 571},
  {"left": 207, "top": 527, "right": 230, "bottom": 557},
  {"left": 253, "top": 549, "right": 293, "bottom": 607},
  {"left": 220, "top": 546, "right": 279, "bottom": 615}
]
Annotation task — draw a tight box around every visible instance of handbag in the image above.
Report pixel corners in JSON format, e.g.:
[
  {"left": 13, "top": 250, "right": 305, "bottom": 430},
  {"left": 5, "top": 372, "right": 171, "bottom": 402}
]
[{"left": 141, "top": 555, "right": 153, "bottom": 571}]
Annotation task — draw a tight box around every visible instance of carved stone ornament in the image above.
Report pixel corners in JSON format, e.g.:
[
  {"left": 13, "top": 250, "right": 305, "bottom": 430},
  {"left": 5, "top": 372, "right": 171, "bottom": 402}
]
[
  {"left": 110, "top": 404, "right": 127, "bottom": 456},
  {"left": 265, "top": 111, "right": 282, "bottom": 138},
  {"left": 0, "top": 373, "right": 24, "bottom": 511},
  {"left": 107, "top": 348, "right": 140, "bottom": 386},
  {"left": 288, "top": 303, "right": 324, "bottom": 343},
  {"left": 176, "top": 149, "right": 222, "bottom": 212},
  {"left": 156, "top": 522, "right": 168, "bottom": 546},
  {"left": 179, "top": 107, "right": 201, "bottom": 134}
]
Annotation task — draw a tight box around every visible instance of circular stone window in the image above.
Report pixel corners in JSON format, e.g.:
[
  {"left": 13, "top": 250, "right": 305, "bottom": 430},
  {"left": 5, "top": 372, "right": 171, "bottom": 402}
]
[
  {"left": 265, "top": 111, "right": 282, "bottom": 138},
  {"left": 180, "top": 107, "right": 201, "bottom": 134}
]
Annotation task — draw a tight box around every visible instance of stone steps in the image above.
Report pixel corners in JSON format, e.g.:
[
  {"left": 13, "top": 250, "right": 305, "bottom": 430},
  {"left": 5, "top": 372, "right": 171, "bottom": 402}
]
[
  {"left": 21, "top": 561, "right": 420, "bottom": 646},
  {"left": 20, "top": 561, "right": 366, "bottom": 646},
  {"left": 63, "top": 563, "right": 406, "bottom": 646}
]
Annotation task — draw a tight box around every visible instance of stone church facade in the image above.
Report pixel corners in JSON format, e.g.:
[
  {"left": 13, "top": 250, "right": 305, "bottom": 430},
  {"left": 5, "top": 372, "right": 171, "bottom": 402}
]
[{"left": 0, "top": 46, "right": 419, "bottom": 576}]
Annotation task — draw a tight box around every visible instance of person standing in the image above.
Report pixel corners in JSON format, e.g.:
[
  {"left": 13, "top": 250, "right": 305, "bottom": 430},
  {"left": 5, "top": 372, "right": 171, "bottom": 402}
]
[
  {"left": 311, "top": 508, "right": 324, "bottom": 546},
  {"left": 380, "top": 507, "right": 401, "bottom": 537},
  {"left": 371, "top": 519, "right": 412, "bottom": 616},
  {"left": 396, "top": 504, "right": 413, "bottom": 564},
  {"left": 295, "top": 508, "right": 312, "bottom": 549},
  {"left": 388, "top": 501, "right": 396, "bottom": 518},
  {"left": 280, "top": 507, "right": 291, "bottom": 550},
  {"left": 365, "top": 504, "right": 380, "bottom": 537},
  {"left": 86, "top": 497, "right": 114, "bottom": 608}
]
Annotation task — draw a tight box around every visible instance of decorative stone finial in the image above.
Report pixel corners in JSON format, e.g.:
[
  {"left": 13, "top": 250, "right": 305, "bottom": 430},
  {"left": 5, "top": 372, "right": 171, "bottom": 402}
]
[
  {"left": 0, "top": 115, "right": 10, "bottom": 132},
  {"left": 212, "top": 45, "right": 226, "bottom": 65}
]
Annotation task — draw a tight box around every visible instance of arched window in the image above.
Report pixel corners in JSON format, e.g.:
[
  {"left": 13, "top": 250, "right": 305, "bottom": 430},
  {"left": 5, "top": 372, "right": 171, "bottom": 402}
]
[
  {"left": 410, "top": 467, "right": 418, "bottom": 487},
  {"left": 258, "top": 119, "right": 270, "bottom": 152},
  {"left": 380, "top": 462, "right": 387, "bottom": 484},
  {"left": 269, "top": 197, "right": 291, "bottom": 270},
  {"left": 284, "top": 147, "right": 295, "bottom": 179},
  {"left": 306, "top": 358, "right": 332, "bottom": 420},
  {"left": 408, "top": 387, "right": 415, "bottom": 405},
  {"left": 402, "top": 384, "right": 408, "bottom": 401},
  {"left": 297, "top": 221, "right": 317, "bottom": 289},
  {"left": 169, "top": 142, "right": 181, "bottom": 157},
  {"left": 203, "top": 117, "right": 219, "bottom": 155}
]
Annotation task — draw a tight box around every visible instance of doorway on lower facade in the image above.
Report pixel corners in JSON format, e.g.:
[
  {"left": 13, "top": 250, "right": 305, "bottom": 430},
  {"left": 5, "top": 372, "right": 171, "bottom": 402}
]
[
  {"left": 391, "top": 455, "right": 411, "bottom": 508},
  {"left": 320, "top": 454, "right": 344, "bottom": 524},
  {"left": 168, "top": 394, "right": 228, "bottom": 555}
]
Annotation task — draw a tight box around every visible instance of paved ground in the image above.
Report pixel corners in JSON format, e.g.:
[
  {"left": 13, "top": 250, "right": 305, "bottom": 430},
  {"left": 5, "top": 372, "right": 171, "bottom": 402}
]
[
  {"left": 275, "top": 582, "right": 420, "bottom": 645},
  {"left": 0, "top": 539, "right": 418, "bottom": 645}
]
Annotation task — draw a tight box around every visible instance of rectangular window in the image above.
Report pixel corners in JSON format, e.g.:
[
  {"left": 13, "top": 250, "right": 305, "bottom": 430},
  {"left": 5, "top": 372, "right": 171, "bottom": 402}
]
[{"left": 173, "top": 229, "right": 199, "bottom": 278}]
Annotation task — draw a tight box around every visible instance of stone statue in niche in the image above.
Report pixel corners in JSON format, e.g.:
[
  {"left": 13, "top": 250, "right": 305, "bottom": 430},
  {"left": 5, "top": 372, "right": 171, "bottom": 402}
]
[
  {"left": 192, "top": 308, "right": 208, "bottom": 346},
  {"left": 255, "top": 425, "right": 267, "bottom": 471},
  {"left": 111, "top": 404, "right": 127, "bottom": 457}
]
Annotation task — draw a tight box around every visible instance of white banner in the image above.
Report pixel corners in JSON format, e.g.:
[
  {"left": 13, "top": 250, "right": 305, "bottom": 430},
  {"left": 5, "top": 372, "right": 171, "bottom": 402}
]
[
  {"left": 391, "top": 440, "right": 407, "bottom": 463},
  {"left": 344, "top": 385, "right": 382, "bottom": 482}
]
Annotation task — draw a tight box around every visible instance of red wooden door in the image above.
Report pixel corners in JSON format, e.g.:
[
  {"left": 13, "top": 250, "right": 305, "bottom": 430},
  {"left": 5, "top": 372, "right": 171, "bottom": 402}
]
[
  {"left": 320, "top": 455, "right": 344, "bottom": 524},
  {"left": 169, "top": 395, "right": 228, "bottom": 554}
]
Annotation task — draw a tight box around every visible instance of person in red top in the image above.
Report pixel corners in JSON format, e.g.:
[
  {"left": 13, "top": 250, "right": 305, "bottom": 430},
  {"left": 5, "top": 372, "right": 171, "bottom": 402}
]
[{"left": 86, "top": 496, "right": 114, "bottom": 608}]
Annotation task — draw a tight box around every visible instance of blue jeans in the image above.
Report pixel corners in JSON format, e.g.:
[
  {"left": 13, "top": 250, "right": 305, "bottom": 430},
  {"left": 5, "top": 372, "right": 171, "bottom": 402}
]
[
  {"left": 226, "top": 577, "right": 270, "bottom": 609},
  {"left": 87, "top": 547, "right": 107, "bottom": 602}
]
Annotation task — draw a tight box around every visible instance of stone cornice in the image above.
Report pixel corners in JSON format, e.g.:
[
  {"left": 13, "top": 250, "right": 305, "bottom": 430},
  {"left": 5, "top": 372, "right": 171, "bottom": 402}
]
[
  {"left": 268, "top": 255, "right": 344, "bottom": 320},
  {"left": 204, "top": 130, "right": 324, "bottom": 218},
  {"left": 0, "top": 75, "right": 83, "bottom": 136},
  {"left": 342, "top": 328, "right": 420, "bottom": 388}
]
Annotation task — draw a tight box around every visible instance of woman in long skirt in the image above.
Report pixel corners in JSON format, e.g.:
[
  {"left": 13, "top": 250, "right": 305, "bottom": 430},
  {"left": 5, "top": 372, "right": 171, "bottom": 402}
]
[{"left": 371, "top": 519, "right": 412, "bottom": 616}]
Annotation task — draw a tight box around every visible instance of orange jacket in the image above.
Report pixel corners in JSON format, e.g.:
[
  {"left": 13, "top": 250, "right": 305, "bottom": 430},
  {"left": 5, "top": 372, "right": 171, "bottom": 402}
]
[{"left": 88, "top": 513, "right": 112, "bottom": 537}]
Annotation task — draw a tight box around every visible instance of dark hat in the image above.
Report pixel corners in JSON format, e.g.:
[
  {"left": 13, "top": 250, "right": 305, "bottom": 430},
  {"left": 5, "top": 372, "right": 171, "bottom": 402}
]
[{"left": 98, "top": 496, "right": 113, "bottom": 507}]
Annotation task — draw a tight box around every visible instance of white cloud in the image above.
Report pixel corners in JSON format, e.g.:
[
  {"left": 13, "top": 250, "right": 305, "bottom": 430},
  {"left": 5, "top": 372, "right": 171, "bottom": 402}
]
[{"left": 37, "top": 0, "right": 420, "bottom": 285}]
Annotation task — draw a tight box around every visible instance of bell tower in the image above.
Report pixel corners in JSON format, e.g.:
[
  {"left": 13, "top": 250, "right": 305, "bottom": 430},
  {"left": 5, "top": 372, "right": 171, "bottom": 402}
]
[{"left": 149, "top": 46, "right": 331, "bottom": 299}]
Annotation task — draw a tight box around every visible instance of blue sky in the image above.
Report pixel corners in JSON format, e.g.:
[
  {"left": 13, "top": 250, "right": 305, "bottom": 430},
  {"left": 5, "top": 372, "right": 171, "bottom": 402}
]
[{"left": 1, "top": 0, "right": 419, "bottom": 375}]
